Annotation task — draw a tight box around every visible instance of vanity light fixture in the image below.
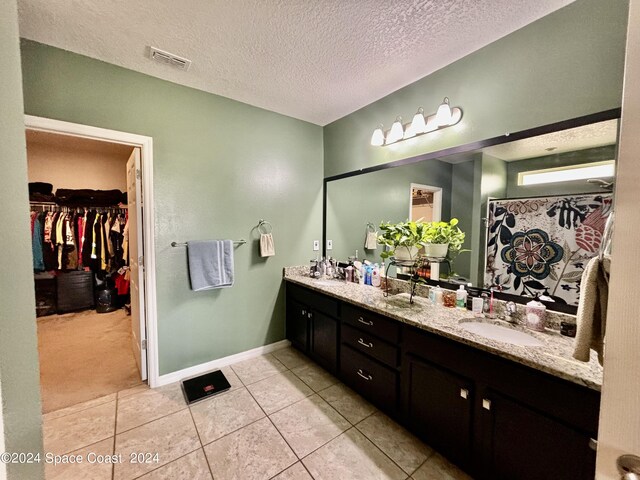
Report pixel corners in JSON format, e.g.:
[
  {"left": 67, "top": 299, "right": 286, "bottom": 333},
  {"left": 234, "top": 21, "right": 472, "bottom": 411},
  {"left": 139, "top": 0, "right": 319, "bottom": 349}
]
[
  {"left": 386, "top": 116, "right": 405, "bottom": 144},
  {"left": 372, "top": 97, "right": 463, "bottom": 147},
  {"left": 404, "top": 107, "right": 427, "bottom": 139},
  {"left": 370, "top": 124, "right": 385, "bottom": 146}
]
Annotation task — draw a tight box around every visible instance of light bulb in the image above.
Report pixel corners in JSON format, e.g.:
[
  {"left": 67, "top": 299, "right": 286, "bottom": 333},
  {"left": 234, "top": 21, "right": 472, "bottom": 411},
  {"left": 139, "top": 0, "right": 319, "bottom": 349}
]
[
  {"left": 435, "top": 97, "right": 453, "bottom": 126},
  {"left": 386, "top": 116, "right": 404, "bottom": 144},
  {"left": 370, "top": 124, "right": 385, "bottom": 146},
  {"left": 409, "top": 107, "right": 426, "bottom": 135}
]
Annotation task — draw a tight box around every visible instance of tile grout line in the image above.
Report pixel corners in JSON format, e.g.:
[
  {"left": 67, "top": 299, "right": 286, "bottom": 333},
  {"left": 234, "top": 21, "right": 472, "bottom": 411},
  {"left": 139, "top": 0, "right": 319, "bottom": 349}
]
[
  {"left": 352, "top": 413, "right": 435, "bottom": 478},
  {"left": 186, "top": 404, "right": 215, "bottom": 480},
  {"left": 43, "top": 394, "right": 118, "bottom": 421},
  {"left": 112, "top": 394, "right": 119, "bottom": 480}
]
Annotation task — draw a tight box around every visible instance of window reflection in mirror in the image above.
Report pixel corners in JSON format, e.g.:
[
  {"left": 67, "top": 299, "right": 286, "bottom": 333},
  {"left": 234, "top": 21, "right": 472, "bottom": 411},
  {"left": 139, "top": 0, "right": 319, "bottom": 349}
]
[{"left": 324, "top": 115, "right": 618, "bottom": 313}]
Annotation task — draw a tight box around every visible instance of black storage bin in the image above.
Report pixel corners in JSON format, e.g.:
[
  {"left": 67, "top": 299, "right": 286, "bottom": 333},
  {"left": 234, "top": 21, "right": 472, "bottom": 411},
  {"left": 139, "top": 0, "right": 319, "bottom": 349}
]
[
  {"left": 56, "top": 271, "right": 94, "bottom": 313},
  {"left": 96, "top": 288, "right": 120, "bottom": 313},
  {"left": 34, "top": 273, "right": 57, "bottom": 317}
]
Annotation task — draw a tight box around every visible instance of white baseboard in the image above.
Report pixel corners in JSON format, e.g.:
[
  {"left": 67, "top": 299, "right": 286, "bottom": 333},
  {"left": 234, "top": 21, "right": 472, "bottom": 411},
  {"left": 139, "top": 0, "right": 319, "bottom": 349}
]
[{"left": 154, "top": 339, "right": 291, "bottom": 387}]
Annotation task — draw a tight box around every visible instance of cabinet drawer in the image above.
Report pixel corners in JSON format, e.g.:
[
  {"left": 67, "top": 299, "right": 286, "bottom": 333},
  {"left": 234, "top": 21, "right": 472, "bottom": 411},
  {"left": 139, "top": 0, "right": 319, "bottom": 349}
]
[
  {"left": 340, "top": 345, "right": 398, "bottom": 412},
  {"left": 342, "top": 323, "right": 398, "bottom": 367},
  {"left": 342, "top": 303, "right": 399, "bottom": 343},
  {"left": 287, "top": 283, "right": 339, "bottom": 318}
]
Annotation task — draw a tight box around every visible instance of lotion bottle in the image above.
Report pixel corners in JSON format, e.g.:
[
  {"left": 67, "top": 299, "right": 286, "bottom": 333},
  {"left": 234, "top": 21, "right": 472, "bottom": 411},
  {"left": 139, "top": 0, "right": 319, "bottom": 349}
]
[
  {"left": 456, "top": 285, "right": 467, "bottom": 309},
  {"left": 372, "top": 264, "right": 381, "bottom": 287}
]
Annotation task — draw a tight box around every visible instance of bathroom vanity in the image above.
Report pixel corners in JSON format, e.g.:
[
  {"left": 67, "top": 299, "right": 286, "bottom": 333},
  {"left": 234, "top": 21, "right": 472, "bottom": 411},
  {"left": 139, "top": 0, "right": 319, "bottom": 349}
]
[{"left": 284, "top": 272, "right": 602, "bottom": 480}]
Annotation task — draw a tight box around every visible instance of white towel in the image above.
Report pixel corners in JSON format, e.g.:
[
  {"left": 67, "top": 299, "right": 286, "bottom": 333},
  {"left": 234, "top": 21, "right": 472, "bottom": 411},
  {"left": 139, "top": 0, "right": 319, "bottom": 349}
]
[
  {"left": 365, "top": 230, "right": 378, "bottom": 250},
  {"left": 573, "top": 255, "right": 610, "bottom": 365},
  {"left": 187, "top": 240, "right": 234, "bottom": 291},
  {"left": 260, "top": 233, "right": 275, "bottom": 257}
]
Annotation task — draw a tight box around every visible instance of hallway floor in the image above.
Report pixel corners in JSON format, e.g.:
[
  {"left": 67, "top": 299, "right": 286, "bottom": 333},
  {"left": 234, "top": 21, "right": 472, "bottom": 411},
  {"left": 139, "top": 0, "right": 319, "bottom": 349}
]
[
  {"left": 38, "top": 309, "right": 142, "bottom": 413},
  {"left": 43, "top": 347, "right": 472, "bottom": 480}
]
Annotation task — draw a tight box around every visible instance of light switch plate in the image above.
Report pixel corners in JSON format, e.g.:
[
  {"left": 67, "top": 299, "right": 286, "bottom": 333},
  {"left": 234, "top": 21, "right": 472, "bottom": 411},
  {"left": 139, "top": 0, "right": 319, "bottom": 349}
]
[
  {"left": 327, "top": 240, "right": 333, "bottom": 250},
  {"left": 313, "top": 240, "right": 320, "bottom": 251}
]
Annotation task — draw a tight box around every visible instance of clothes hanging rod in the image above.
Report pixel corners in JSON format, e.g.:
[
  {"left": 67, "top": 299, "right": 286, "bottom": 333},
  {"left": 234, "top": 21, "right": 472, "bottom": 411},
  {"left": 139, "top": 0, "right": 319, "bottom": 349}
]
[{"left": 171, "top": 240, "right": 247, "bottom": 247}]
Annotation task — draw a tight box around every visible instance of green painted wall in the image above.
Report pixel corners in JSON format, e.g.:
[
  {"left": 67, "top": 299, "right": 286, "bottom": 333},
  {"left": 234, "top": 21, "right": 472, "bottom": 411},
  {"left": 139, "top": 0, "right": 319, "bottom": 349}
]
[
  {"left": 506, "top": 145, "right": 616, "bottom": 197},
  {"left": 323, "top": 0, "right": 628, "bottom": 177},
  {"left": 326, "top": 160, "right": 452, "bottom": 264},
  {"left": 450, "top": 157, "right": 483, "bottom": 282},
  {"left": 0, "top": 2, "right": 44, "bottom": 479},
  {"left": 20, "top": 40, "right": 324, "bottom": 376}
]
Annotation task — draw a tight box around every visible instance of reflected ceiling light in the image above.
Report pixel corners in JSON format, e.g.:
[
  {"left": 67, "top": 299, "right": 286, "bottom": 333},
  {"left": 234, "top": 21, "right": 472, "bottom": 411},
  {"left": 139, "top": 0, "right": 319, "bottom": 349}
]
[
  {"left": 404, "top": 107, "right": 426, "bottom": 139},
  {"left": 370, "top": 124, "right": 385, "bottom": 146},
  {"left": 386, "top": 116, "right": 404, "bottom": 144},
  {"left": 371, "top": 98, "right": 463, "bottom": 147}
]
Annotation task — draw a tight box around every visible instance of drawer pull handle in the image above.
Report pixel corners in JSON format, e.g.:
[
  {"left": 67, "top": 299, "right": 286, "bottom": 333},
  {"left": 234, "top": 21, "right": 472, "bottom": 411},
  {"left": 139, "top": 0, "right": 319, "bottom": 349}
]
[
  {"left": 357, "top": 338, "right": 373, "bottom": 348},
  {"left": 308, "top": 312, "right": 312, "bottom": 319},
  {"left": 460, "top": 388, "right": 469, "bottom": 400},
  {"left": 301, "top": 309, "right": 306, "bottom": 316},
  {"left": 357, "top": 369, "right": 373, "bottom": 381},
  {"left": 482, "top": 398, "right": 491, "bottom": 411},
  {"left": 358, "top": 317, "right": 374, "bottom": 326}
]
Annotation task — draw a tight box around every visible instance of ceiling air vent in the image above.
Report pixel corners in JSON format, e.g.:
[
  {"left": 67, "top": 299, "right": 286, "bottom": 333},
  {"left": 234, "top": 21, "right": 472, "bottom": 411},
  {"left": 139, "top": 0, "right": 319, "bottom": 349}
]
[{"left": 148, "top": 46, "right": 191, "bottom": 71}]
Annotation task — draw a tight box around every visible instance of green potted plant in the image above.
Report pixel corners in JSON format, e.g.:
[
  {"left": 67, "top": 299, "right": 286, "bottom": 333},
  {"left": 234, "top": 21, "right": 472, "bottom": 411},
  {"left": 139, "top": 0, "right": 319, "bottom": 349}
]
[
  {"left": 377, "top": 219, "right": 429, "bottom": 262},
  {"left": 423, "top": 218, "right": 464, "bottom": 259}
]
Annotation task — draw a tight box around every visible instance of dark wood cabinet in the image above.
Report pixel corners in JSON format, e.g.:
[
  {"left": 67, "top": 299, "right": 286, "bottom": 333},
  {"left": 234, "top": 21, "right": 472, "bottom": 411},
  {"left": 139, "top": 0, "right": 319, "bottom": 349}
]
[
  {"left": 405, "top": 355, "right": 474, "bottom": 469},
  {"left": 310, "top": 310, "right": 338, "bottom": 372},
  {"left": 479, "top": 390, "right": 596, "bottom": 480},
  {"left": 340, "top": 344, "right": 398, "bottom": 413},
  {"left": 286, "top": 297, "right": 309, "bottom": 351},
  {"left": 285, "top": 281, "right": 600, "bottom": 480},
  {"left": 286, "top": 283, "right": 339, "bottom": 373}
]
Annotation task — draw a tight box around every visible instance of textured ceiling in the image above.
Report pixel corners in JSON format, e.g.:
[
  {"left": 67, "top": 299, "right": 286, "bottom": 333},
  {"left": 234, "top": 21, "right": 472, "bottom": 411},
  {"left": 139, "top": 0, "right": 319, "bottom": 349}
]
[
  {"left": 26, "top": 130, "right": 134, "bottom": 157},
  {"left": 18, "top": 0, "right": 574, "bottom": 125},
  {"left": 483, "top": 119, "right": 618, "bottom": 161}
]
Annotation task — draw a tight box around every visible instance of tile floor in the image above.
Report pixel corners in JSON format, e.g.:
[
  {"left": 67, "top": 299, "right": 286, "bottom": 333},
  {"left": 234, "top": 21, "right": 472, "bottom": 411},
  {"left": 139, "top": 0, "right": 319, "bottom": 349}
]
[{"left": 43, "top": 347, "right": 472, "bottom": 479}]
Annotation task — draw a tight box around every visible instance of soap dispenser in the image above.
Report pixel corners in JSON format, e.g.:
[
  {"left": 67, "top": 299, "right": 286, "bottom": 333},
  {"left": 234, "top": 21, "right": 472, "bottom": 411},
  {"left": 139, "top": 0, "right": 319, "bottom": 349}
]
[{"left": 525, "top": 295, "right": 547, "bottom": 332}]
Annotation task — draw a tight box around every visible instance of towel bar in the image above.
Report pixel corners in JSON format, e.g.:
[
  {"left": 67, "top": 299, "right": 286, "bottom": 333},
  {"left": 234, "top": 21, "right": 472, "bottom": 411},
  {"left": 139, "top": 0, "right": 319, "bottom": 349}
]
[{"left": 171, "top": 240, "right": 246, "bottom": 247}]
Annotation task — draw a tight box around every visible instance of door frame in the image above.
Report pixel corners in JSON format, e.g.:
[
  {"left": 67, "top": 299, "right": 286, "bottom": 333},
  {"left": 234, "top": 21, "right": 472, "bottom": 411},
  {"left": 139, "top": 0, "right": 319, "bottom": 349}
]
[
  {"left": 409, "top": 183, "right": 443, "bottom": 279},
  {"left": 24, "top": 115, "right": 160, "bottom": 388}
]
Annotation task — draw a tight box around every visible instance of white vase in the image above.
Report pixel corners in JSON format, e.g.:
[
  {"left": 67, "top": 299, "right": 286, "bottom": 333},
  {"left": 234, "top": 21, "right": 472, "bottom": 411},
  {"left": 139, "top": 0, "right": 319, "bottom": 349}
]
[
  {"left": 424, "top": 243, "right": 449, "bottom": 258},
  {"left": 394, "top": 246, "right": 419, "bottom": 261}
]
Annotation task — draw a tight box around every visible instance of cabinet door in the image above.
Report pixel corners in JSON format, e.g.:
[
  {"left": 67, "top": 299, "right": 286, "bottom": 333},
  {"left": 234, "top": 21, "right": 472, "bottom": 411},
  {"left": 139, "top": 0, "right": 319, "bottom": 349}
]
[
  {"left": 481, "top": 391, "right": 596, "bottom": 480},
  {"left": 286, "top": 298, "right": 309, "bottom": 352},
  {"left": 310, "top": 310, "right": 337, "bottom": 372},
  {"left": 405, "top": 355, "right": 473, "bottom": 468}
]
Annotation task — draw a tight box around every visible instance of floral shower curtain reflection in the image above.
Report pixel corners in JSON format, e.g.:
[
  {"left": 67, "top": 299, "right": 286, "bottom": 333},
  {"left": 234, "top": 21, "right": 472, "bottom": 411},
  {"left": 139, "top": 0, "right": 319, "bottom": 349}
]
[{"left": 485, "top": 193, "right": 613, "bottom": 306}]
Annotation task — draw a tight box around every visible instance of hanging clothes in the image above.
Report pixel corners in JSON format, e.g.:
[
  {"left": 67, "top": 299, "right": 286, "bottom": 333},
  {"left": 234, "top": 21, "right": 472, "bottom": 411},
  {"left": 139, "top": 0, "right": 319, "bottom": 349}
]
[{"left": 32, "top": 212, "right": 45, "bottom": 272}]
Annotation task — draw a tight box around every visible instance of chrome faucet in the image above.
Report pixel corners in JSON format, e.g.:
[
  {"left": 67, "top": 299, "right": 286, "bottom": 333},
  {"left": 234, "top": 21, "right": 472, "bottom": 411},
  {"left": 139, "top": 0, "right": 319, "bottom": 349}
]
[{"left": 502, "top": 301, "right": 518, "bottom": 324}]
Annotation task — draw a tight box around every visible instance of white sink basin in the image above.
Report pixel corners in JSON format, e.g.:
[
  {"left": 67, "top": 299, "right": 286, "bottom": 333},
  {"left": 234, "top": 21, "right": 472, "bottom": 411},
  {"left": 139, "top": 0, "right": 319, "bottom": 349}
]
[{"left": 459, "top": 320, "right": 544, "bottom": 347}]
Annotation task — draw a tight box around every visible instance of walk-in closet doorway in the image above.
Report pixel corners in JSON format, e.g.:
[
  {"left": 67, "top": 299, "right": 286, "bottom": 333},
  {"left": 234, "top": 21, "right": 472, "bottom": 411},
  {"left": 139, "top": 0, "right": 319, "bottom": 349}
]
[{"left": 24, "top": 115, "right": 159, "bottom": 414}]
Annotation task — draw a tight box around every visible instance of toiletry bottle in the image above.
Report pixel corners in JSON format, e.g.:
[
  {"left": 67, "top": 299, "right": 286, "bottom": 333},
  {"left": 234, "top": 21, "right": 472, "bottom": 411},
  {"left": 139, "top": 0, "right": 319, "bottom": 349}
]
[
  {"left": 429, "top": 287, "right": 436, "bottom": 304},
  {"left": 359, "top": 265, "right": 365, "bottom": 285},
  {"left": 525, "top": 296, "right": 547, "bottom": 332},
  {"left": 472, "top": 297, "right": 484, "bottom": 316},
  {"left": 435, "top": 286, "right": 444, "bottom": 306},
  {"left": 456, "top": 285, "right": 467, "bottom": 309},
  {"left": 481, "top": 292, "right": 490, "bottom": 313},
  {"left": 372, "top": 264, "right": 381, "bottom": 287},
  {"left": 345, "top": 265, "right": 354, "bottom": 283},
  {"left": 365, "top": 265, "right": 373, "bottom": 285}
]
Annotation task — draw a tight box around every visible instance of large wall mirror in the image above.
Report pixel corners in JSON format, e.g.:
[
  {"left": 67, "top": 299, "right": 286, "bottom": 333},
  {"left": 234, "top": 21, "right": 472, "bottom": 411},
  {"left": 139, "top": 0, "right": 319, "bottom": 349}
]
[{"left": 324, "top": 111, "right": 619, "bottom": 314}]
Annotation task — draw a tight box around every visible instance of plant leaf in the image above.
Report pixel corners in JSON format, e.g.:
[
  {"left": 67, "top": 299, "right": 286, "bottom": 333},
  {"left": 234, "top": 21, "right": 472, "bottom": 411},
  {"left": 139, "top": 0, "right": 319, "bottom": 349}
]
[
  {"left": 562, "top": 271, "right": 583, "bottom": 282},
  {"left": 499, "top": 226, "right": 513, "bottom": 245}
]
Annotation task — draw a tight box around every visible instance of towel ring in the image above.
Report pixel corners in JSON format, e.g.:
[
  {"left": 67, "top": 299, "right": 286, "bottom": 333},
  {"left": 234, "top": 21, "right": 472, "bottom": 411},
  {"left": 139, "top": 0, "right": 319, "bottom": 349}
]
[
  {"left": 258, "top": 219, "right": 273, "bottom": 235},
  {"left": 366, "top": 222, "right": 377, "bottom": 232}
]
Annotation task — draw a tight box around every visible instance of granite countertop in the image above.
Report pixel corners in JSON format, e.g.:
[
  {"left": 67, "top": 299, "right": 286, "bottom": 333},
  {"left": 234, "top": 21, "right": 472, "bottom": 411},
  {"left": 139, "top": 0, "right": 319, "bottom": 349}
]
[{"left": 283, "top": 270, "right": 603, "bottom": 391}]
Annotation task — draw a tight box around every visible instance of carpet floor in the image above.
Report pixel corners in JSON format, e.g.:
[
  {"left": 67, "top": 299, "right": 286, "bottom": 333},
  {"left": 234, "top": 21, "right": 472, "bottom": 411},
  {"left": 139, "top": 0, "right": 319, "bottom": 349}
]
[{"left": 37, "top": 308, "right": 142, "bottom": 413}]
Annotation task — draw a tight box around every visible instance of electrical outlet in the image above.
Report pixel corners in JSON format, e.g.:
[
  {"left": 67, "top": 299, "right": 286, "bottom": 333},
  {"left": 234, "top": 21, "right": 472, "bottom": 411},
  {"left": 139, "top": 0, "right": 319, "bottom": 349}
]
[
  {"left": 327, "top": 240, "right": 333, "bottom": 250},
  {"left": 313, "top": 240, "right": 320, "bottom": 251}
]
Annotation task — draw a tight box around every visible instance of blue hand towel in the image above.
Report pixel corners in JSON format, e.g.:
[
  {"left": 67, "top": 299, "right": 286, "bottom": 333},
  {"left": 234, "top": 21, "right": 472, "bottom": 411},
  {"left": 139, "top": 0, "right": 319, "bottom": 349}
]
[{"left": 187, "top": 240, "right": 234, "bottom": 291}]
